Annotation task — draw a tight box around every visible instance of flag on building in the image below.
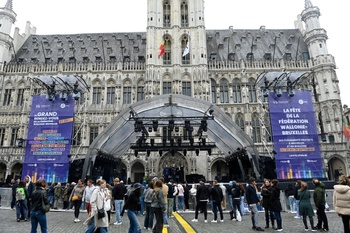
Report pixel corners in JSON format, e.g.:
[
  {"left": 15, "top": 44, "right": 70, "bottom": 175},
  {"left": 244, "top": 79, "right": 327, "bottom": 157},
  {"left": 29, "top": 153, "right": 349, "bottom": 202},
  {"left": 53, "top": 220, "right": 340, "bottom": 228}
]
[
  {"left": 182, "top": 40, "right": 190, "bottom": 57},
  {"left": 343, "top": 116, "right": 350, "bottom": 139},
  {"left": 158, "top": 40, "right": 165, "bottom": 58}
]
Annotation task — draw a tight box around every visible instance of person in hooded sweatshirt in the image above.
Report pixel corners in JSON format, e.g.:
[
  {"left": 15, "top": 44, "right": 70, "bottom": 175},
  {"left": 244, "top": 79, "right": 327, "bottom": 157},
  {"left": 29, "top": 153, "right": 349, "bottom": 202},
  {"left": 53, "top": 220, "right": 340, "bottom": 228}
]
[
  {"left": 313, "top": 179, "right": 329, "bottom": 231},
  {"left": 229, "top": 180, "right": 242, "bottom": 221},
  {"left": 333, "top": 175, "right": 350, "bottom": 233},
  {"left": 270, "top": 179, "right": 283, "bottom": 231}
]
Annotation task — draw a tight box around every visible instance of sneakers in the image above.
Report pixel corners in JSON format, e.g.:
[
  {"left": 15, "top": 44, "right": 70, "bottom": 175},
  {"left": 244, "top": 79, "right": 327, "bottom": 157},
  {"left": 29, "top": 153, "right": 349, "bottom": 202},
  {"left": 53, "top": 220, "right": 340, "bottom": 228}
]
[
  {"left": 304, "top": 229, "right": 309, "bottom": 232},
  {"left": 220, "top": 220, "right": 224, "bottom": 222},
  {"left": 231, "top": 218, "right": 236, "bottom": 221},
  {"left": 294, "top": 216, "right": 301, "bottom": 219},
  {"left": 74, "top": 218, "right": 79, "bottom": 223},
  {"left": 204, "top": 220, "right": 208, "bottom": 223},
  {"left": 191, "top": 219, "right": 198, "bottom": 222},
  {"left": 24, "top": 219, "right": 27, "bottom": 222},
  {"left": 311, "top": 228, "right": 318, "bottom": 232},
  {"left": 255, "top": 227, "right": 265, "bottom": 231},
  {"left": 211, "top": 220, "right": 217, "bottom": 223},
  {"left": 113, "top": 222, "right": 122, "bottom": 225},
  {"left": 276, "top": 229, "right": 283, "bottom": 232},
  {"left": 17, "top": 219, "right": 20, "bottom": 222}
]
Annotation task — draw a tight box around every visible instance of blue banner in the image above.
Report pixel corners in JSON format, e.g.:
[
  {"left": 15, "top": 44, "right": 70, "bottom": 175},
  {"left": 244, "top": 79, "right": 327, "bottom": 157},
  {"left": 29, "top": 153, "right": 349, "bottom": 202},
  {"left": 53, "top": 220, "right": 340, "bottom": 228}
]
[
  {"left": 268, "top": 91, "right": 324, "bottom": 179},
  {"left": 22, "top": 95, "right": 74, "bottom": 183}
]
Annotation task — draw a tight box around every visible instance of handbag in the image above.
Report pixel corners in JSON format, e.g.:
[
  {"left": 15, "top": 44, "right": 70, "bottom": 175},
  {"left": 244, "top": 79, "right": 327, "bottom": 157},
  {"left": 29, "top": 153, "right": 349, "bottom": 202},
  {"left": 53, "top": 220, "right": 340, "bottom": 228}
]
[
  {"left": 97, "top": 192, "right": 106, "bottom": 219},
  {"left": 236, "top": 208, "right": 242, "bottom": 222},
  {"left": 72, "top": 195, "right": 79, "bottom": 201},
  {"left": 41, "top": 195, "right": 50, "bottom": 213}
]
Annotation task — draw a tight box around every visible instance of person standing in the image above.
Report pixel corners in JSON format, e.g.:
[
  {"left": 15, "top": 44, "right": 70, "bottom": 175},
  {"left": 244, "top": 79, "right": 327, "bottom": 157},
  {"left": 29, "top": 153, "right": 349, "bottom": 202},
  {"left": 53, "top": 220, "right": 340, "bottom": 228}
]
[
  {"left": 333, "top": 175, "right": 350, "bottom": 233},
  {"left": 151, "top": 180, "right": 166, "bottom": 233},
  {"left": 246, "top": 177, "right": 264, "bottom": 231},
  {"left": 11, "top": 178, "right": 20, "bottom": 210},
  {"left": 143, "top": 182, "right": 154, "bottom": 230},
  {"left": 313, "top": 179, "right": 329, "bottom": 231},
  {"left": 84, "top": 179, "right": 109, "bottom": 233},
  {"left": 270, "top": 179, "right": 283, "bottom": 231},
  {"left": 104, "top": 183, "right": 112, "bottom": 224},
  {"left": 294, "top": 180, "right": 302, "bottom": 219},
  {"left": 298, "top": 181, "right": 317, "bottom": 231},
  {"left": 121, "top": 183, "right": 142, "bottom": 233},
  {"left": 192, "top": 178, "right": 209, "bottom": 223},
  {"left": 83, "top": 179, "right": 95, "bottom": 216},
  {"left": 53, "top": 182, "right": 62, "bottom": 209},
  {"left": 177, "top": 182, "right": 185, "bottom": 212},
  {"left": 284, "top": 183, "right": 295, "bottom": 213},
  {"left": 159, "top": 177, "right": 169, "bottom": 227},
  {"left": 62, "top": 183, "right": 70, "bottom": 210},
  {"left": 69, "top": 179, "right": 85, "bottom": 223},
  {"left": 210, "top": 180, "right": 224, "bottom": 223},
  {"left": 261, "top": 179, "right": 275, "bottom": 229},
  {"left": 229, "top": 180, "right": 242, "bottom": 221},
  {"left": 16, "top": 181, "right": 29, "bottom": 222},
  {"left": 47, "top": 183, "right": 54, "bottom": 208},
  {"left": 219, "top": 183, "right": 227, "bottom": 211},
  {"left": 238, "top": 182, "right": 246, "bottom": 216},
  {"left": 166, "top": 179, "right": 175, "bottom": 218},
  {"left": 190, "top": 183, "right": 197, "bottom": 210},
  {"left": 113, "top": 178, "right": 127, "bottom": 225},
  {"left": 30, "top": 179, "right": 50, "bottom": 233},
  {"left": 183, "top": 182, "right": 190, "bottom": 211},
  {"left": 25, "top": 175, "right": 35, "bottom": 218}
]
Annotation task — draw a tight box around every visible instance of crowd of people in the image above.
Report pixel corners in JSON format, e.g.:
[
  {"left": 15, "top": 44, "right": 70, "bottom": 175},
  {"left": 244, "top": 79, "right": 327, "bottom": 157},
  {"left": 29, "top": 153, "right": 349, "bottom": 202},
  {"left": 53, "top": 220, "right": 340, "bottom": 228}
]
[{"left": 4, "top": 174, "right": 350, "bottom": 233}]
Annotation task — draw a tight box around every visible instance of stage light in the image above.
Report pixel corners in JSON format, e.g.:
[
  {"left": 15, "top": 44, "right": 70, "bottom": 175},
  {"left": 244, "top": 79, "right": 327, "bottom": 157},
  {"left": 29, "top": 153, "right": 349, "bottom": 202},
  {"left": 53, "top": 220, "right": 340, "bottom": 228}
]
[
  {"left": 150, "top": 138, "right": 155, "bottom": 146},
  {"left": 146, "top": 150, "right": 151, "bottom": 157},
  {"left": 134, "top": 150, "right": 138, "bottom": 157},
  {"left": 195, "top": 149, "right": 200, "bottom": 156},
  {"left": 60, "top": 91, "right": 68, "bottom": 101},
  {"left": 183, "top": 149, "right": 187, "bottom": 156},
  {"left": 287, "top": 78, "right": 294, "bottom": 97},
  {"left": 169, "top": 120, "right": 174, "bottom": 131},
  {"left": 274, "top": 88, "right": 282, "bottom": 97},
  {"left": 159, "top": 150, "right": 163, "bottom": 156},
  {"left": 177, "top": 138, "right": 182, "bottom": 146},
  {"left": 262, "top": 88, "right": 269, "bottom": 97}
]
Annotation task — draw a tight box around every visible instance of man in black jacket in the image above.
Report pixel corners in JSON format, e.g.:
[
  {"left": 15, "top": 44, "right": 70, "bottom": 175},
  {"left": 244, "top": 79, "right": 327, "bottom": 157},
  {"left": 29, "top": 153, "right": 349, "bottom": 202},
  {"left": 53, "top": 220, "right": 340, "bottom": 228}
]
[
  {"left": 210, "top": 180, "right": 224, "bottom": 223},
  {"left": 191, "top": 178, "right": 209, "bottom": 223},
  {"left": 246, "top": 177, "right": 264, "bottom": 231},
  {"left": 113, "top": 178, "right": 127, "bottom": 225}
]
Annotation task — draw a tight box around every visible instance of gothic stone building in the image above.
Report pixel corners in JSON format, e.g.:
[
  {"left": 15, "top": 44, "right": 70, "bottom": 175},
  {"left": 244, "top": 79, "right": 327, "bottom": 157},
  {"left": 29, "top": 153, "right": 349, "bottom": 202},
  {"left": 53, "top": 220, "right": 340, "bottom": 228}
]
[{"left": 0, "top": 0, "right": 348, "bottom": 183}]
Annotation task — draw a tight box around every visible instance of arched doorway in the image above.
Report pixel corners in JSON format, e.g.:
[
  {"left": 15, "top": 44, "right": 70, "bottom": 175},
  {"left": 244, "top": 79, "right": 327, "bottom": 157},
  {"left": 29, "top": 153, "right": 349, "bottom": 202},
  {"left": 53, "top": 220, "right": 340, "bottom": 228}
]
[
  {"left": 113, "top": 162, "right": 127, "bottom": 184},
  {"left": 211, "top": 160, "right": 229, "bottom": 182},
  {"left": 159, "top": 151, "right": 187, "bottom": 183},
  {"left": 11, "top": 162, "right": 22, "bottom": 180},
  {"left": 0, "top": 162, "right": 7, "bottom": 181},
  {"left": 131, "top": 161, "right": 145, "bottom": 183},
  {"left": 328, "top": 156, "right": 346, "bottom": 180}
]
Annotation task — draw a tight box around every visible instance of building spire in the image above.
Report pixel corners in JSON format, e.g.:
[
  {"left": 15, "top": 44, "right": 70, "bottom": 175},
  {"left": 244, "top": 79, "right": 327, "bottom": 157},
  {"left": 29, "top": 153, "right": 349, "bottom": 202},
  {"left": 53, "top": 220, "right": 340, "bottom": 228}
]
[
  {"left": 4, "top": 0, "right": 13, "bottom": 10},
  {"left": 305, "top": 0, "right": 313, "bottom": 9}
]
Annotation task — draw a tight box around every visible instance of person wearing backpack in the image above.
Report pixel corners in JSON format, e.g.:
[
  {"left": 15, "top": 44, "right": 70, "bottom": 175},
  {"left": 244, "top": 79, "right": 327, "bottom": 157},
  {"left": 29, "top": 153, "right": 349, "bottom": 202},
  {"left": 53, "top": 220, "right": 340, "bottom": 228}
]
[
  {"left": 15, "top": 181, "right": 29, "bottom": 222},
  {"left": 229, "top": 180, "right": 242, "bottom": 221}
]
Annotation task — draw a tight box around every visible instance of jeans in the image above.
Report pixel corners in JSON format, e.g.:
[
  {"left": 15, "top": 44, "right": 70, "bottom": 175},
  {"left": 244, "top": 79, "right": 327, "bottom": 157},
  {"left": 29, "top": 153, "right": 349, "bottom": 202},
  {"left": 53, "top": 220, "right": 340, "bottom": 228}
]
[
  {"left": 85, "top": 216, "right": 108, "bottom": 233},
  {"left": 288, "top": 196, "right": 295, "bottom": 212},
  {"left": 212, "top": 200, "right": 223, "bottom": 221},
  {"left": 163, "top": 204, "right": 168, "bottom": 225},
  {"left": 167, "top": 198, "right": 174, "bottom": 217},
  {"left": 140, "top": 197, "right": 145, "bottom": 215},
  {"left": 273, "top": 211, "right": 282, "bottom": 229},
  {"left": 240, "top": 196, "right": 246, "bottom": 215},
  {"left": 228, "top": 195, "right": 233, "bottom": 210},
  {"left": 30, "top": 210, "right": 48, "bottom": 233},
  {"left": 295, "top": 200, "right": 301, "bottom": 217},
  {"left": 144, "top": 203, "right": 154, "bottom": 229},
  {"left": 49, "top": 196, "right": 54, "bottom": 206},
  {"left": 177, "top": 196, "right": 184, "bottom": 211},
  {"left": 16, "top": 199, "right": 28, "bottom": 220},
  {"left": 11, "top": 195, "right": 16, "bottom": 209},
  {"left": 250, "top": 203, "right": 260, "bottom": 228},
  {"left": 127, "top": 210, "right": 141, "bottom": 233},
  {"left": 114, "top": 199, "right": 124, "bottom": 223},
  {"left": 264, "top": 207, "right": 275, "bottom": 227},
  {"left": 54, "top": 198, "right": 60, "bottom": 209}
]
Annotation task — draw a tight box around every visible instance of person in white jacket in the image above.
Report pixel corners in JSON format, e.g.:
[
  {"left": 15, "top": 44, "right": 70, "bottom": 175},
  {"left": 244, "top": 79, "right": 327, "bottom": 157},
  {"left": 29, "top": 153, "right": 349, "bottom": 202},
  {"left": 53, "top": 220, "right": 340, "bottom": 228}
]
[
  {"left": 219, "top": 183, "right": 227, "bottom": 210},
  {"left": 333, "top": 175, "right": 350, "bottom": 233}
]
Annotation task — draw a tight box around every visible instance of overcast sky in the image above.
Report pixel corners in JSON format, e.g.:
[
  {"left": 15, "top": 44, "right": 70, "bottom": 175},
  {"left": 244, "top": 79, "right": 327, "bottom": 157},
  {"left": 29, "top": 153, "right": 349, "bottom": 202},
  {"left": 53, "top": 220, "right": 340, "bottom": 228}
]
[{"left": 3, "top": 0, "right": 348, "bottom": 104}]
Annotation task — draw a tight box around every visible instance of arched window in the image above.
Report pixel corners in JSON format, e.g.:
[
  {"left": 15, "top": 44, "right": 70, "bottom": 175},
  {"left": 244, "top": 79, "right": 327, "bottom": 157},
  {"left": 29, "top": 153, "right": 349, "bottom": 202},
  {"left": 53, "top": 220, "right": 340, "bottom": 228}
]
[
  {"left": 163, "top": 1, "right": 171, "bottom": 28},
  {"left": 92, "top": 87, "right": 102, "bottom": 104},
  {"left": 220, "top": 79, "right": 229, "bottom": 103},
  {"left": 163, "top": 81, "right": 172, "bottom": 94},
  {"left": 123, "top": 80, "right": 132, "bottom": 104},
  {"left": 252, "top": 114, "right": 261, "bottom": 143},
  {"left": 163, "top": 36, "right": 172, "bottom": 65},
  {"left": 235, "top": 114, "right": 245, "bottom": 131},
  {"left": 106, "top": 86, "right": 116, "bottom": 104},
  {"left": 211, "top": 79, "right": 217, "bottom": 103},
  {"left": 232, "top": 79, "right": 242, "bottom": 103},
  {"left": 180, "top": 1, "right": 189, "bottom": 27},
  {"left": 137, "top": 80, "right": 145, "bottom": 101},
  {"left": 182, "top": 81, "right": 191, "bottom": 96},
  {"left": 248, "top": 79, "right": 257, "bottom": 103},
  {"left": 181, "top": 35, "right": 190, "bottom": 64}
]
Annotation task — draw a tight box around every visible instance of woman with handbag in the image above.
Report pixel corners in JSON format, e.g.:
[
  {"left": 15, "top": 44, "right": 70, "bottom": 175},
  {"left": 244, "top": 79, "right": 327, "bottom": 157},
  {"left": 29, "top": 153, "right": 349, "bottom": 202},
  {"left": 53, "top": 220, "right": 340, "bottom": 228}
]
[
  {"left": 333, "top": 175, "right": 350, "bottom": 233},
  {"left": 84, "top": 179, "right": 109, "bottom": 233},
  {"left": 298, "top": 181, "right": 317, "bottom": 231},
  {"left": 121, "top": 183, "right": 142, "bottom": 233},
  {"left": 69, "top": 179, "right": 85, "bottom": 223},
  {"left": 30, "top": 179, "right": 50, "bottom": 233}
]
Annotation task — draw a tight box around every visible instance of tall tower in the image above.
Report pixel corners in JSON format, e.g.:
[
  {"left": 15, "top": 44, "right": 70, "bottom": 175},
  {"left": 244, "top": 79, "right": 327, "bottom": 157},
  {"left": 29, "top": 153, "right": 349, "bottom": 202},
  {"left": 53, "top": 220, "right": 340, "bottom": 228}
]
[
  {"left": 0, "top": 0, "right": 16, "bottom": 66},
  {"left": 145, "top": 0, "right": 210, "bottom": 101},
  {"left": 301, "top": 0, "right": 342, "bottom": 143}
]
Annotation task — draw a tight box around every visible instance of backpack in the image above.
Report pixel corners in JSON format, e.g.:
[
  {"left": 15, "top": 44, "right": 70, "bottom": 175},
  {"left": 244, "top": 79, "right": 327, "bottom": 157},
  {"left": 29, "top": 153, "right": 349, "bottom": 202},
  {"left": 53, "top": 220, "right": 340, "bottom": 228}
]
[{"left": 16, "top": 188, "right": 24, "bottom": 200}]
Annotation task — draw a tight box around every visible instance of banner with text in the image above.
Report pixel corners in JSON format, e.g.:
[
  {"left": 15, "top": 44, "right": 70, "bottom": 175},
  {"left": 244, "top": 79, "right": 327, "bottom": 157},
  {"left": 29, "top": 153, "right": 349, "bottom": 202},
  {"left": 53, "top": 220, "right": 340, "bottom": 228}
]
[
  {"left": 22, "top": 95, "right": 74, "bottom": 183},
  {"left": 268, "top": 91, "right": 324, "bottom": 179}
]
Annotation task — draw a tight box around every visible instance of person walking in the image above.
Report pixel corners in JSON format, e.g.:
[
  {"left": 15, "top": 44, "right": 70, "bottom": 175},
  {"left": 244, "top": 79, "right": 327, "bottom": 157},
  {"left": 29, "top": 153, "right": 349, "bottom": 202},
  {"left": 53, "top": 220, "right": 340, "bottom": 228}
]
[
  {"left": 166, "top": 179, "right": 175, "bottom": 218},
  {"left": 294, "top": 180, "right": 302, "bottom": 219},
  {"left": 229, "top": 180, "right": 242, "bottom": 222},
  {"left": 84, "top": 179, "right": 109, "bottom": 233},
  {"left": 30, "top": 179, "right": 50, "bottom": 233},
  {"left": 83, "top": 179, "right": 95, "bottom": 216},
  {"left": 192, "top": 178, "right": 209, "bottom": 223},
  {"left": 151, "top": 180, "right": 166, "bottom": 233},
  {"left": 333, "top": 175, "right": 350, "bottom": 233},
  {"left": 219, "top": 183, "right": 227, "bottom": 210},
  {"left": 284, "top": 183, "right": 295, "bottom": 213},
  {"left": 112, "top": 178, "right": 127, "bottom": 225},
  {"left": 104, "top": 183, "right": 112, "bottom": 224},
  {"left": 298, "top": 181, "right": 317, "bottom": 231},
  {"left": 47, "top": 183, "right": 54, "bottom": 208},
  {"left": 159, "top": 177, "right": 169, "bottom": 227},
  {"left": 16, "top": 181, "right": 29, "bottom": 222},
  {"left": 210, "top": 180, "right": 224, "bottom": 223},
  {"left": 53, "top": 182, "right": 62, "bottom": 209},
  {"left": 69, "top": 179, "right": 85, "bottom": 223},
  {"left": 246, "top": 177, "right": 264, "bottom": 231},
  {"left": 261, "top": 179, "right": 275, "bottom": 229},
  {"left": 121, "top": 183, "right": 143, "bottom": 233},
  {"left": 313, "top": 179, "right": 329, "bottom": 231},
  {"left": 143, "top": 182, "right": 154, "bottom": 231},
  {"left": 270, "top": 179, "right": 283, "bottom": 231}
]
